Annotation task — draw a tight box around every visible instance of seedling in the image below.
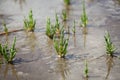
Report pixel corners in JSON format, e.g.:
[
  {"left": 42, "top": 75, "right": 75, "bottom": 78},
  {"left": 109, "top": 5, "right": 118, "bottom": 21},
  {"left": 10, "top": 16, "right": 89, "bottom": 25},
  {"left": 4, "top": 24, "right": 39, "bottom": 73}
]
[
  {"left": 84, "top": 60, "right": 88, "bottom": 78},
  {"left": 46, "top": 17, "right": 56, "bottom": 39},
  {"left": 80, "top": 0, "right": 88, "bottom": 28},
  {"left": 64, "top": 0, "right": 70, "bottom": 5},
  {"left": 61, "top": 10, "right": 67, "bottom": 21},
  {"left": 53, "top": 29, "right": 69, "bottom": 58},
  {"left": 1, "top": 37, "right": 16, "bottom": 64},
  {"left": 72, "top": 20, "right": 76, "bottom": 34},
  {"left": 104, "top": 31, "right": 116, "bottom": 56},
  {"left": 46, "top": 14, "right": 63, "bottom": 39},
  {"left": 55, "top": 14, "right": 60, "bottom": 33},
  {"left": 54, "top": 14, "right": 63, "bottom": 37},
  {"left": 24, "top": 10, "right": 36, "bottom": 32},
  {"left": 3, "top": 22, "right": 8, "bottom": 35}
]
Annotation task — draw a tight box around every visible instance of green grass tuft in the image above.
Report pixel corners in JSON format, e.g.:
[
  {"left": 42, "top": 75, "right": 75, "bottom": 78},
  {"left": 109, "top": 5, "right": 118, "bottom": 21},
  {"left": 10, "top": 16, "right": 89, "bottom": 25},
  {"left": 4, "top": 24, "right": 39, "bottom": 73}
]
[
  {"left": 53, "top": 29, "right": 69, "bottom": 58},
  {"left": 104, "top": 31, "right": 116, "bottom": 56},
  {"left": 46, "top": 17, "right": 56, "bottom": 39},
  {"left": 24, "top": 10, "right": 36, "bottom": 32},
  {"left": 80, "top": 0, "right": 88, "bottom": 28},
  {"left": 46, "top": 14, "right": 64, "bottom": 39},
  {"left": 0, "top": 37, "right": 17, "bottom": 64}
]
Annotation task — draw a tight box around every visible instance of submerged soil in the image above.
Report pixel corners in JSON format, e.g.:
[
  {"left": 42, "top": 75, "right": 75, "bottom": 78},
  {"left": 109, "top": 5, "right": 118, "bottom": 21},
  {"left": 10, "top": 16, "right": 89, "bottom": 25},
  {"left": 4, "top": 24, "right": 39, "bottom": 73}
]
[{"left": 0, "top": 0, "right": 120, "bottom": 80}]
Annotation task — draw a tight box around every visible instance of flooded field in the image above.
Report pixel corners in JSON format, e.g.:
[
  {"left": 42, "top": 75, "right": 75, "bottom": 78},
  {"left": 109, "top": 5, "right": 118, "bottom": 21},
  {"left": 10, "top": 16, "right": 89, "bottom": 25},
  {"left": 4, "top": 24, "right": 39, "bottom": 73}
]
[{"left": 0, "top": 0, "right": 120, "bottom": 80}]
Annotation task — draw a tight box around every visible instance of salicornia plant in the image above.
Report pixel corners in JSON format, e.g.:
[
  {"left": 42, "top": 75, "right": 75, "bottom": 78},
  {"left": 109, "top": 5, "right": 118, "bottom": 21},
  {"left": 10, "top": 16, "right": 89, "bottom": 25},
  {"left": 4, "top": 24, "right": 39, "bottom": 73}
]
[
  {"left": 84, "top": 60, "right": 88, "bottom": 78},
  {"left": 46, "top": 14, "right": 63, "bottom": 39},
  {"left": 24, "top": 10, "right": 36, "bottom": 32},
  {"left": 0, "top": 37, "right": 16, "bottom": 64},
  {"left": 61, "top": 10, "right": 67, "bottom": 21},
  {"left": 46, "top": 17, "right": 56, "bottom": 39},
  {"left": 72, "top": 20, "right": 76, "bottom": 34},
  {"left": 80, "top": 0, "right": 88, "bottom": 28},
  {"left": 54, "top": 13, "right": 63, "bottom": 37},
  {"left": 3, "top": 22, "right": 8, "bottom": 35},
  {"left": 53, "top": 29, "right": 69, "bottom": 58},
  {"left": 104, "top": 31, "right": 116, "bottom": 56},
  {"left": 55, "top": 13, "right": 60, "bottom": 33},
  {"left": 64, "top": 0, "right": 70, "bottom": 5}
]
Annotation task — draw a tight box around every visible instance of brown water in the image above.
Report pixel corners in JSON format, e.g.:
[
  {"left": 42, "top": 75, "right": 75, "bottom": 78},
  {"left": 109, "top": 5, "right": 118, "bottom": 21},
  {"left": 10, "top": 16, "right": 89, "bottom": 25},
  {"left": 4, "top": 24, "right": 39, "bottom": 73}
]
[{"left": 0, "top": 0, "right": 120, "bottom": 80}]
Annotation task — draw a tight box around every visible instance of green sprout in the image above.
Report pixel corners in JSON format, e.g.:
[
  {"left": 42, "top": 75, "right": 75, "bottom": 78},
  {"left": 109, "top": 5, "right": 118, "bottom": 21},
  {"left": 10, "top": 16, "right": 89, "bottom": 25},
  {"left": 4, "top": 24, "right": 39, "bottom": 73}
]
[
  {"left": 104, "top": 31, "right": 116, "bottom": 56},
  {"left": 61, "top": 10, "right": 67, "bottom": 21},
  {"left": 54, "top": 13, "right": 63, "bottom": 37},
  {"left": 24, "top": 10, "right": 36, "bottom": 32},
  {"left": 53, "top": 29, "right": 69, "bottom": 58},
  {"left": 3, "top": 22, "right": 8, "bottom": 35},
  {"left": 84, "top": 60, "right": 88, "bottom": 78},
  {"left": 80, "top": 0, "right": 88, "bottom": 28},
  {"left": 0, "top": 37, "right": 16, "bottom": 64},
  {"left": 72, "top": 20, "right": 76, "bottom": 34},
  {"left": 46, "top": 17, "right": 56, "bottom": 39},
  {"left": 55, "top": 13, "right": 60, "bottom": 31},
  {"left": 46, "top": 14, "right": 63, "bottom": 39},
  {"left": 64, "top": 0, "right": 70, "bottom": 5}
]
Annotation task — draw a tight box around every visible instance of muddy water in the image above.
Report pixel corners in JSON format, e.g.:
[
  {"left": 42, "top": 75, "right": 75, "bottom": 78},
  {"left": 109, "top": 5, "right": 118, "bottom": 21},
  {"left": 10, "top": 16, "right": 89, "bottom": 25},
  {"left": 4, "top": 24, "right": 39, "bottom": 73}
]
[{"left": 0, "top": 0, "right": 120, "bottom": 80}]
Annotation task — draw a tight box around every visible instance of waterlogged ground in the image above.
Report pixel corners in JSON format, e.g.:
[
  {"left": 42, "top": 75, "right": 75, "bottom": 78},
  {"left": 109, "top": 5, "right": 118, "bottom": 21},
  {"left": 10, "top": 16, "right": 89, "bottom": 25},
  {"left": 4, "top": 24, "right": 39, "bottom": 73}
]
[{"left": 0, "top": 0, "right": 120, "bottom": 80}]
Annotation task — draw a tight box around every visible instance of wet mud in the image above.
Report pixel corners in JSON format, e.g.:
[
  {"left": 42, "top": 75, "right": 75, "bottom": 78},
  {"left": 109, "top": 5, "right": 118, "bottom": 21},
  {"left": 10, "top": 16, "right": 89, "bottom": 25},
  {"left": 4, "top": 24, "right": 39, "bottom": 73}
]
[{"left": 0, "top": 0, "right": 120, "bottom": 80}]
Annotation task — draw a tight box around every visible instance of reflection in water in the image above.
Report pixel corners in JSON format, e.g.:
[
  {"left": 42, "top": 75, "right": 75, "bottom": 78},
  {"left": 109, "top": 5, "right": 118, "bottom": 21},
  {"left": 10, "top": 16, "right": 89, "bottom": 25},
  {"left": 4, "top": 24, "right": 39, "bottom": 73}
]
[
  {"left": 25, "top": 32, "right": 37, "bottom": 52},
  {"left": 83, "top": 77, "right": 88, "bottom": 80},
  {"left": 64, "top": 5, "right": 70, "bottom": 18},
  {"left": 82, "top": 27, "right": 88, "bottom": 34},
  {"left": 4, "top": 64, "right": 18, "bottom": 80},
  {"left": 63, "top": 20, "right": 67, "bottom": 29},
  {"left": 81, "top": 27, "right": 88, "bottom": 48},
  {"left": 55, "top": 58, "right": 70, "bottom": 80},
  {"left": 46, "top": 38, "right": 53, "bottom": 54},
  {"left": 61, "top": 3, "right": 70, "bottom": 23},
  {"left": 105, "top": 56, "right": 114, "bottom": 80},
  {"left": 13, "top": 0, "right": 26, "bottom": 9},
  {"left": 62, "top": 3, "right": 70, "bottom": 36},
  {"left": 83, "top": 32, "right": 87, "bottom": 48},
  {"left": 5, "top": 35, "right": 9, "bottom": 44},
  {"left": 73, "top": 34, "right": 76, "bottom": 47}
]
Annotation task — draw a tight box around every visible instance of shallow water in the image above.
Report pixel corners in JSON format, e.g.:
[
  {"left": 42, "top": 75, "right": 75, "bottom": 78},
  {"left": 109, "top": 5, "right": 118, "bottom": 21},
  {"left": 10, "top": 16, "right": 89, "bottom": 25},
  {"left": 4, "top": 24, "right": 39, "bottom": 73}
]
[{"left": 0, "top": 0, "right": 120, "bottom": 80}]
